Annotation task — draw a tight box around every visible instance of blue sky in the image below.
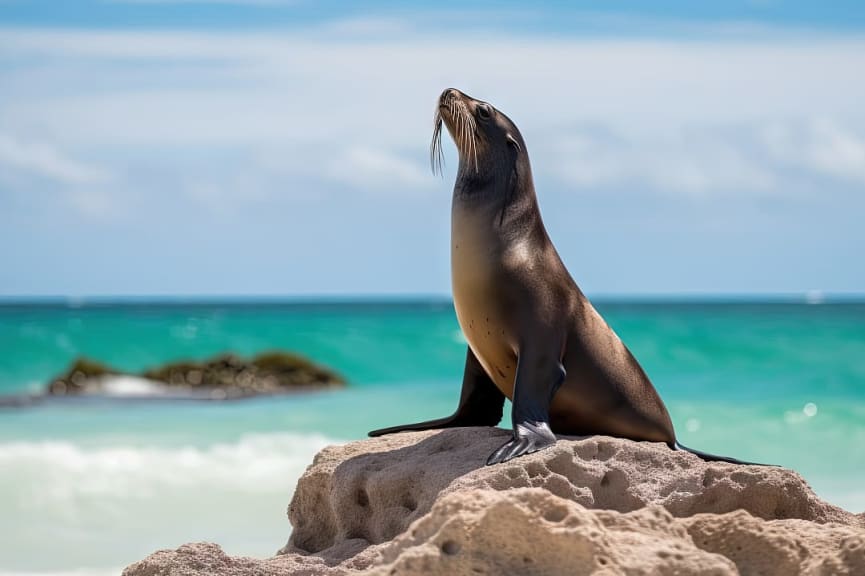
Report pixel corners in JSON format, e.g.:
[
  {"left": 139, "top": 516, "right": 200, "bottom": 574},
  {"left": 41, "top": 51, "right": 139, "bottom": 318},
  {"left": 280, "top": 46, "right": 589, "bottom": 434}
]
[
  {"left": 2, "top": 1, "right": 865, "bottom": 31},
  {"left": 1, "top": 1, "right": 864, "bottom": 297}
]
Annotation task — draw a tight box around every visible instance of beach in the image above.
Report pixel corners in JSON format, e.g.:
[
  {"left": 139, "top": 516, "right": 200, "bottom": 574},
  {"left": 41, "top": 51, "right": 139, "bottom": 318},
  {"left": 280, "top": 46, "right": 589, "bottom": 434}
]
[{"left": 1, "top": 299, "right": 864, "bottom": 574}]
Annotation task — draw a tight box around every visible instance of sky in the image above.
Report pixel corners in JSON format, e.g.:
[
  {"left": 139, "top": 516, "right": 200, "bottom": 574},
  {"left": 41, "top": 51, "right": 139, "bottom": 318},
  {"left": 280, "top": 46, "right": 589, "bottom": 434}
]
[{"left": 1, "top": 1, "right": 864, "bottom": 297}]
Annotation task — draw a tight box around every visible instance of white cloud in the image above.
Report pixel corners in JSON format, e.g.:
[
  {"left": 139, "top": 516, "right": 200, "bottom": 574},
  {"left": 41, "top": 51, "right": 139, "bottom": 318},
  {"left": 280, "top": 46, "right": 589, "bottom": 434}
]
[
  {"left": 759, "top": 119, "right": 865, "bottom": 185},
  {"left": 1, "top": 23, "right": 864, "bottom": 295},
  {"left": 802, "top": 119, "right": 865, "bottom": 184},
  {"left": 0, "top": 133, "right": 112, "bottom": 185},
  {"left": 546, "top": 125, "right": 778, "bottom": 195},
  {"left": 0, "top": 28, "right": 261, "bottom": 60},
  {"left": 327, "top": 146, "right": 431, "bottom": 193},
  {"left": 0, "top": 26, "right": 864, "bottom": 217},
  {"left": 0, "top": 133, "right": 120, "bottom": 221}
]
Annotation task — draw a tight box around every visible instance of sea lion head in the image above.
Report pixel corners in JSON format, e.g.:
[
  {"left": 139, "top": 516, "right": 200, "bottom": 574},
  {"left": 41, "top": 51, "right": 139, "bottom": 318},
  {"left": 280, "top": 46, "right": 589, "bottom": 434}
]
[{"left": 431, "top": 88, "right": 526, "bottom": 183}]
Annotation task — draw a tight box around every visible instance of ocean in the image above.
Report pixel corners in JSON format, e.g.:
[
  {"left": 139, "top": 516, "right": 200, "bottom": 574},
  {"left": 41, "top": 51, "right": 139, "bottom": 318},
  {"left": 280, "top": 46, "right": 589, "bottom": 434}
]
[{"left": 1, "top": 299, "right": 863, "bottom": 575}]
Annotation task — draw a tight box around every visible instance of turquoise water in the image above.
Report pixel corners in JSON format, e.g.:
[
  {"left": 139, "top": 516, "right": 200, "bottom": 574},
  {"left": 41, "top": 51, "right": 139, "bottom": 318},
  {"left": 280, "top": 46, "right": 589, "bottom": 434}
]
[{"left": 1, "top": 300, "right": 864, "bottom": 574}]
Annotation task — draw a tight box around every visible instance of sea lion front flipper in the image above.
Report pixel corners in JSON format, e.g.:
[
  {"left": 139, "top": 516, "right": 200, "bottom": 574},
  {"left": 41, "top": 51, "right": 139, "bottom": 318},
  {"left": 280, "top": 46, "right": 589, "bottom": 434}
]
[
  {"left": 486, "top": 343, "right": 564, "bottom": 465},
  {"left": 368, "top": 347, "right": 505, "bottom": 437}
]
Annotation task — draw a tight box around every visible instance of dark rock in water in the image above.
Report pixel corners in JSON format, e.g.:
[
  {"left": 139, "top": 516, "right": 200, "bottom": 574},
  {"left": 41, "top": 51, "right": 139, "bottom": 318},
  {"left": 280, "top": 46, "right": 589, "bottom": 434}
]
[
  {"left": 47, "top": 351, "right": 346, "bottom": 399},
  {"left": 48, "top": 358, "right": 117, "bottom": 395}
]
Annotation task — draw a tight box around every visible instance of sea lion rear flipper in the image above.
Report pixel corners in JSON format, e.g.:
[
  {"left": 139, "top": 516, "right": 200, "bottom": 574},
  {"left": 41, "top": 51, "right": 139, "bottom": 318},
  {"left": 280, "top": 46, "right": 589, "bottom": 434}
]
[
  {"left": 486, "top": 344, "right": 563, "bottom": 465},
  {"left": 368, "top": 347, "right": 504, "bottom": 437},
  {"left": 672, "top": 442, "right": 775, "bottom": 466}
]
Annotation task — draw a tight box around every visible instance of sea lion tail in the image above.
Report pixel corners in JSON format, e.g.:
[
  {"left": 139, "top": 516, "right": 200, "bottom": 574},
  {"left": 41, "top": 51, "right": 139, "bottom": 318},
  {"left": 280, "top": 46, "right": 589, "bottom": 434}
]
[{"left": 671, "top": 442, "right": 775, "bottom": 466}]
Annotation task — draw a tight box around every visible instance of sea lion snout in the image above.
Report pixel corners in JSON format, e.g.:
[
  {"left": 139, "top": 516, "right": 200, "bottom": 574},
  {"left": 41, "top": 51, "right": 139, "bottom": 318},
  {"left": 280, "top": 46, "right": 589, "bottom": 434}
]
[
  {"left": 439, "top": 88, "right": 462, "bottom": 107},
  {"left": 432, "top": 88, "right": 486, "bottom": 175}
]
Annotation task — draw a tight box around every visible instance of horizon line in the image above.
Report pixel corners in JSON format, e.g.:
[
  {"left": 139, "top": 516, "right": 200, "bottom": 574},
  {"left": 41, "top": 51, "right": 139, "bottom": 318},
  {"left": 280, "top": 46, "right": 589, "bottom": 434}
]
[{"left": 1, "top": 291, "right": 863, "bottom": 306}]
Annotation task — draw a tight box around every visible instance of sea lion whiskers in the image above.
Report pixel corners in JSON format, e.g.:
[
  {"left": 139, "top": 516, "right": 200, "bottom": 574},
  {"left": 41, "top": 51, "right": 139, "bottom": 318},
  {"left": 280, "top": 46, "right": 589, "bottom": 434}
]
[
  {"left": 454, "top": 102, "right": 463, "bottom": 160},
  {"left": 431, "top": 96, "right": 479, "bottom": 175},
  {"left": 431, "top": 110, "right": 444, "bottom": 175},
  {"left": 456, "top": 99, "right": 479, "bottom": 173},
  {"left": 461, "top": 104, "right": 470, "bottom": 169}
]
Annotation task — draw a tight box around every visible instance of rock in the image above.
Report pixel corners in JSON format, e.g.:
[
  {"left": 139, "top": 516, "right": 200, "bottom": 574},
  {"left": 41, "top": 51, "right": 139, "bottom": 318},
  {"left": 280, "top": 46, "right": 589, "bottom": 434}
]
[
  {"left": 285, "top": 428, "right": 858, "bottom": 557},
  {"left": 46, "top": 351, "right": 345, "bottom": 399},
  {"left": 123, "top": 429, "right": 865, "bottom": 576},
  {"left": 47, "top": 357, "right": 116, "bottom": 395}
]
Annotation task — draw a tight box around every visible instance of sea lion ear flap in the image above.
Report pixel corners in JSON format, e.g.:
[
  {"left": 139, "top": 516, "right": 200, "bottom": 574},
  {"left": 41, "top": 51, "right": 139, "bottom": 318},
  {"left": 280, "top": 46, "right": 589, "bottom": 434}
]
[
  {"left": 499, "top": 134, "right": 521, "bottom": 225},
  {"left": 506, "top": 134, "right": 521, "bottom": 152}
]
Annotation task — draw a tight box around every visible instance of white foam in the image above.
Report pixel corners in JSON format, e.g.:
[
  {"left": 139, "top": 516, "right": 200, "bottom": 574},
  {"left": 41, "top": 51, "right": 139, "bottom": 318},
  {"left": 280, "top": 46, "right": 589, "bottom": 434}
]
[
  {"left": 97, "top": 375, "right": 166, "bottom": 397},
  {"left": 0, "top": 569, "right": 124, "bottom": 576},
  {"left": 0, "top": 432, "right": 337, "bottom": 500},
  {"left": 0, "top": 432, "right": 339, "bottom": 572}
]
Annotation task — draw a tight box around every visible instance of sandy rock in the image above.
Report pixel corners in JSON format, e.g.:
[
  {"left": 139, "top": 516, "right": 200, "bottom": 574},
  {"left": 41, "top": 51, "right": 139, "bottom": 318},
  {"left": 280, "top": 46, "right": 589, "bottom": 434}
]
[
  {"left": 285, "top": 428, "right": 858, "bottom": 559},
  {"left": 124, "top": 428, "right": 865, "bottom": 576},
  {"left": 684, "top": 511, "right": 865, "bottom": 575},
  {"left": 367, "top": 488, "right": 738, "bottom": 576}
]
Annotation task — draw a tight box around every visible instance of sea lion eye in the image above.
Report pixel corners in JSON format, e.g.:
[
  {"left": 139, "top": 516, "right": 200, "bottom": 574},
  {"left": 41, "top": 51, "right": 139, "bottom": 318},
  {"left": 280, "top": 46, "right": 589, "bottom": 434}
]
[{"left": 477, "top": 105, "right": 491, "bottom": 120}]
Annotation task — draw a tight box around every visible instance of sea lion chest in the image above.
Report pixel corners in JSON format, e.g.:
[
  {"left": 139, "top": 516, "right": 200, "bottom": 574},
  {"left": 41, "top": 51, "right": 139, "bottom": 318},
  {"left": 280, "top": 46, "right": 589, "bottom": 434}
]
[{"left": 451, "top": 205, "right": 518, "bottom": 397}]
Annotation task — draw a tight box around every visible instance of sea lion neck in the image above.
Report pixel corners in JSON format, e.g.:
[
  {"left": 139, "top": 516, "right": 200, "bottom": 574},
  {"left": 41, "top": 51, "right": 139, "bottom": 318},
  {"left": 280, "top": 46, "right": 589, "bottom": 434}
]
[
  {"left": 452, "top": 175, "right": 544, "bottom": 245},
  {"left": 453, "top": 169, "right": 495, "bottom": 199},
  {"left": 453, "top": 152, "right": 537, "bottom": 217}
]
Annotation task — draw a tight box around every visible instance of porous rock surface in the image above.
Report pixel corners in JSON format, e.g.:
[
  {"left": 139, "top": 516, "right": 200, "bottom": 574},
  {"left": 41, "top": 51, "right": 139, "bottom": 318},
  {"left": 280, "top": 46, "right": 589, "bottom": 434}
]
[{"left": 124, "top": 428, "right": 865, "bottom": 576}]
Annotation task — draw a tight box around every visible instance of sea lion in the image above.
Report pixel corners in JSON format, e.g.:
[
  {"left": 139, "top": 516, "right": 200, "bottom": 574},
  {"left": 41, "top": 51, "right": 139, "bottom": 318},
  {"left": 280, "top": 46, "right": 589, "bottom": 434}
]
[{"left": 370, "top": 88, "right": 758, "bottom": 466}]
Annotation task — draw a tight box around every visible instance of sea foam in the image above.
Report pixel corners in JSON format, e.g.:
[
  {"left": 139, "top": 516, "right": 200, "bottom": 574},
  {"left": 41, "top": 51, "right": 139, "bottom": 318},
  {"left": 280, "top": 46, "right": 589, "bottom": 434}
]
[
  {"left": 0, "top": 432, "right": 338, "bottom": 573},
  {"left": 0, "top": 569, "right": 125, "bottom": 576},
  {"left": 98, "top": 375, "right": 167, "bottom": 397}
]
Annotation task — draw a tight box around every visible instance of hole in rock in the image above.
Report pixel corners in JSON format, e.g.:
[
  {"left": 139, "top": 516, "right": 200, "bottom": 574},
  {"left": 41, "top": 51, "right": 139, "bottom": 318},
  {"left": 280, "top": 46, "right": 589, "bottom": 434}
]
[
  {"left": 543, "top": 507, "right": 567, "bottom": 523},
  {"left": 441, "top": 540, "right": 461, "bottom": 555}
]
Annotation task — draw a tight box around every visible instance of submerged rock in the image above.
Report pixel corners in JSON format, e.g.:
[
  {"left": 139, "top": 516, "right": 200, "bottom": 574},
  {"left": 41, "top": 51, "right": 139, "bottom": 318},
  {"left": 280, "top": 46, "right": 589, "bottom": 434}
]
[
  {"left": 47, "top": 351, "right": 345, "bottom": 398},
  {"left": 124, "top": 429, "right": 865, "bottom": 575}
]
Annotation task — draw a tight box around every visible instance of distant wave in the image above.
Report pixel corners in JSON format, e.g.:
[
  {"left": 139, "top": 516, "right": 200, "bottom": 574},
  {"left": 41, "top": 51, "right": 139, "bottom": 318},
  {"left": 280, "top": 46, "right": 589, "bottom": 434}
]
[
  {"left": 0, "top": 569, "right": 125, "bottom": 576},
  {"left": 0, "top": 433, "right": 339, "bottom": 573},
  {"left": 0, "top": 432, "right": 337, "bottom": 499}
]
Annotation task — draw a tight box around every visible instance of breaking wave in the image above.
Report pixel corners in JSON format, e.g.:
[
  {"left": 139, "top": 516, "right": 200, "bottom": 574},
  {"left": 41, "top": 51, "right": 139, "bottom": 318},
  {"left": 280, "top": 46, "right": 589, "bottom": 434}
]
[{"left": 0, "top": 432, "right": 338, "bottom": 573}]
